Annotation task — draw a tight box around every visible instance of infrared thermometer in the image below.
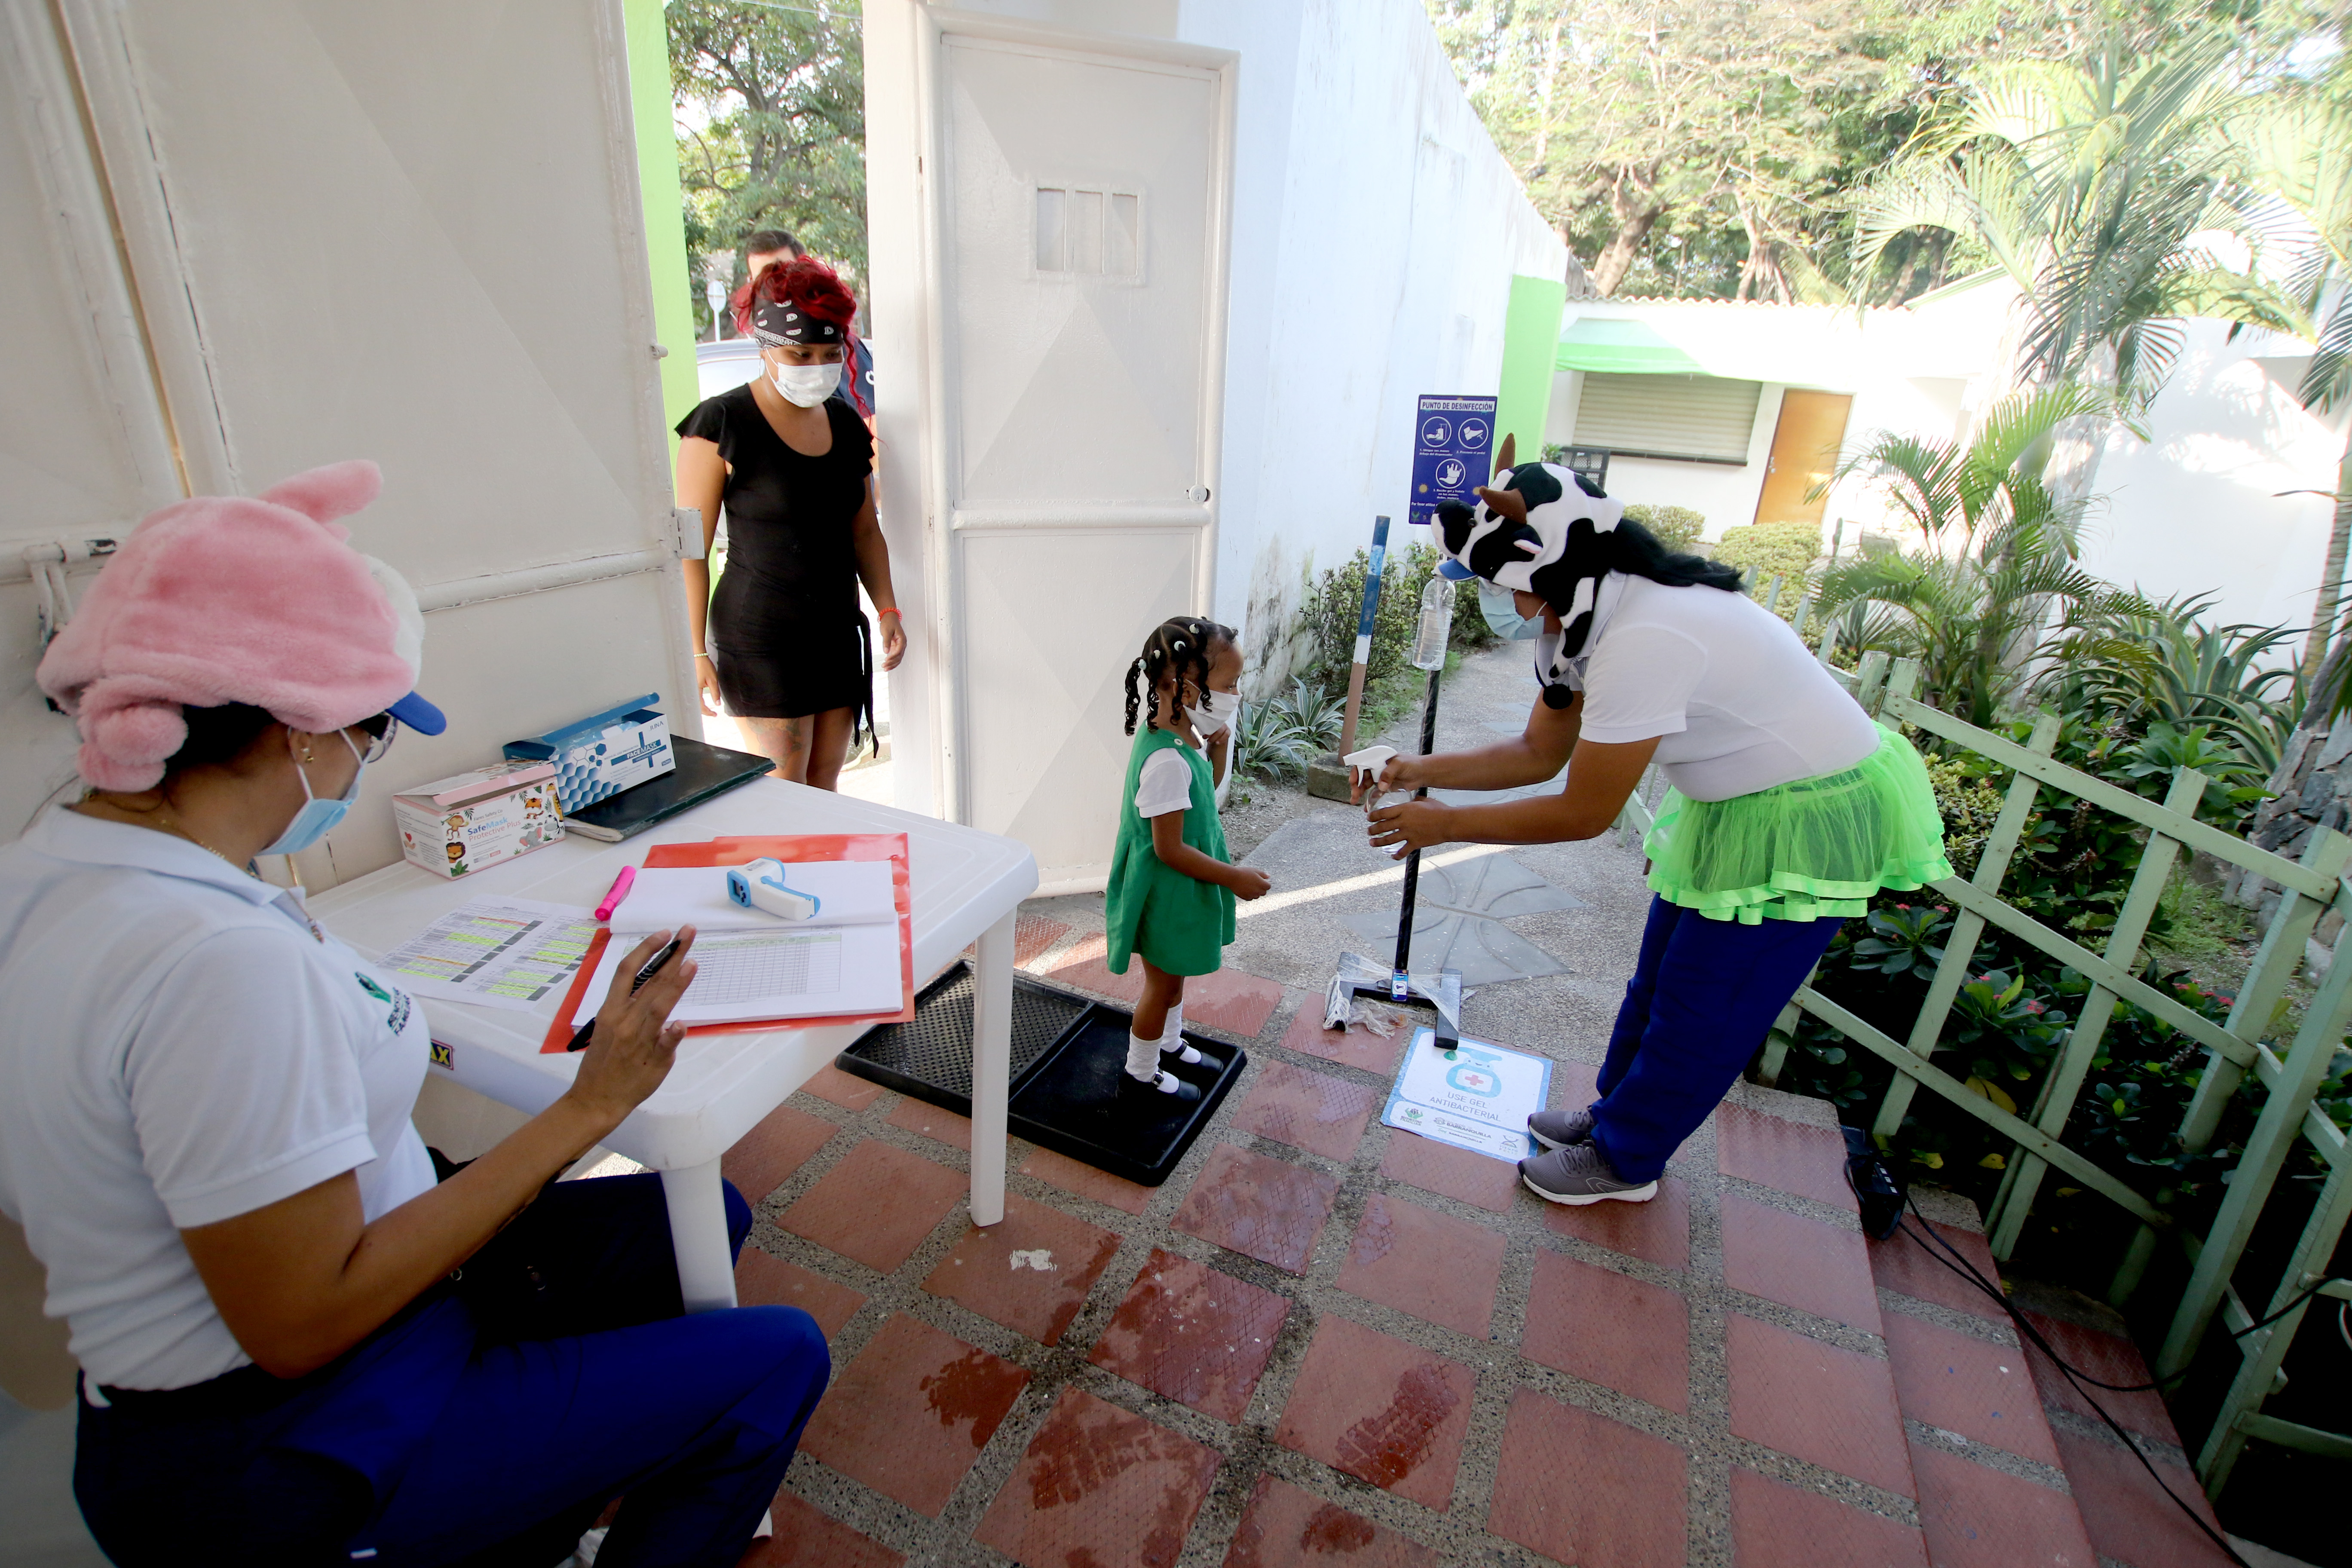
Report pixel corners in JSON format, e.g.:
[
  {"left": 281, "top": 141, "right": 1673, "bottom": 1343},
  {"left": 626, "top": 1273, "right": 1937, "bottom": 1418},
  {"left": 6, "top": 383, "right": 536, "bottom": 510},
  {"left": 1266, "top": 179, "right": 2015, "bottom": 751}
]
[{"left": 726, "top": 858, "right": 820, "bottom": 920}]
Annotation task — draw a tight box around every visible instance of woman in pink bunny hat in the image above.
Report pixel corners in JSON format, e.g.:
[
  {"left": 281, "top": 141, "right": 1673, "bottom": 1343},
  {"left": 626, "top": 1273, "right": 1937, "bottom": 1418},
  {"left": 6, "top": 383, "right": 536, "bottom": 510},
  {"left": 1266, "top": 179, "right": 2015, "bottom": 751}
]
[{"left": 0, "top": 463, "right": 829, "bottom": 1566}]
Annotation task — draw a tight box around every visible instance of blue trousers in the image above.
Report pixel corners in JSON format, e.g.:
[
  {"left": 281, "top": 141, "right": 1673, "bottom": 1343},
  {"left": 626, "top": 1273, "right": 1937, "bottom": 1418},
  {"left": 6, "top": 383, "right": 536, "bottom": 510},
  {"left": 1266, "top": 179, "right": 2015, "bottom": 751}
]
[
  {"left": 1588, "top": 897, "right": 1842, "bottom": 1183},
  {"left": 75, "top": 1174, "right": 829, "bottom": 1568}
]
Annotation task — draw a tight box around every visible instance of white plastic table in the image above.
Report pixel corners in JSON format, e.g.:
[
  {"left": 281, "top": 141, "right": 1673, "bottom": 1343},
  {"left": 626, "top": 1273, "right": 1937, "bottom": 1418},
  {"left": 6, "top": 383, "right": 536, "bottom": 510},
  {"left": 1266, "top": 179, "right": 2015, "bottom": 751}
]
[{"left": 308, "top": 778, "right": 1037, "bottom": 1313}]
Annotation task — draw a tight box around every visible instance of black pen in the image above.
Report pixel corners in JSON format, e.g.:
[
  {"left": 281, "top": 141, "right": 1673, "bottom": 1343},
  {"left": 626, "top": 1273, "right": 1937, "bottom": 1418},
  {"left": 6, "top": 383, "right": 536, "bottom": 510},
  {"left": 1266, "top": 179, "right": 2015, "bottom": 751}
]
[{"left": 567, "top": 933, "right": 684, "bottom": 1052}]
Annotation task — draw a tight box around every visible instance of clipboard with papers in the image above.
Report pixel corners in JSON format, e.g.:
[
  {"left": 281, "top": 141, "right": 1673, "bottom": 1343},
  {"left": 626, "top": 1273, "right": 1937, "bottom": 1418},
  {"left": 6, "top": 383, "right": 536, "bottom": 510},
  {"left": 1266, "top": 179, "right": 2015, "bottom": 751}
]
[{"left": 539, "top": 833, "right": 915, "bottom": 1052}]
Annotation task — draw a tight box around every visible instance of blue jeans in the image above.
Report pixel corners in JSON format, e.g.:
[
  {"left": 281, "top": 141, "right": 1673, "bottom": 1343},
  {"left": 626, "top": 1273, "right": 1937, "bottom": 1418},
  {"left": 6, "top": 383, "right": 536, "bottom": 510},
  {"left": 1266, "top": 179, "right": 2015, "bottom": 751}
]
[
  {"left": 1589, "top": 896, "right": 1842, "bottom": 1183},
  {"left": 75, "top": 1174, "right": 828, "bottom": 1568}
]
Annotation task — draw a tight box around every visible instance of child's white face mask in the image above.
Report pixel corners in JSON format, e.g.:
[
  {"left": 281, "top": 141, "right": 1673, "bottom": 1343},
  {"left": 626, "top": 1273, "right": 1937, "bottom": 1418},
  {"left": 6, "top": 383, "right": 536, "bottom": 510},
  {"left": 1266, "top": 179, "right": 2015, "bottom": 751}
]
[{"left": 1185, "top": 689, "right": 1240, "bottom": 738}]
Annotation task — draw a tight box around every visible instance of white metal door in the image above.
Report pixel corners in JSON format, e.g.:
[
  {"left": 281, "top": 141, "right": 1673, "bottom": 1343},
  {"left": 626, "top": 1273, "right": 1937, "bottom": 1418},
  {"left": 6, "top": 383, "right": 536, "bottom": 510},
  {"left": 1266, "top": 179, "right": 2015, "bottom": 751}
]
[
  {"left": 923, "top": 21, "right": 1232, "bottom": 891},
  {"left": 0, "top": 0, "right": 692, "bottom": 885}
]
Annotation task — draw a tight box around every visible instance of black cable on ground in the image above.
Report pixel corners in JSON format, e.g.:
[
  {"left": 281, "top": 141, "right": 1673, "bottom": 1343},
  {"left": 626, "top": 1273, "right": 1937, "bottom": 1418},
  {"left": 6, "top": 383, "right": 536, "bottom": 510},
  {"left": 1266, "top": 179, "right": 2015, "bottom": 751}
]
[
  {"left": 1841, "top": 1142, "right": 2326, "bottom": 1568},
  {"left": 1891, "top": 1200, "right": 2254, "bottom": 1568}
]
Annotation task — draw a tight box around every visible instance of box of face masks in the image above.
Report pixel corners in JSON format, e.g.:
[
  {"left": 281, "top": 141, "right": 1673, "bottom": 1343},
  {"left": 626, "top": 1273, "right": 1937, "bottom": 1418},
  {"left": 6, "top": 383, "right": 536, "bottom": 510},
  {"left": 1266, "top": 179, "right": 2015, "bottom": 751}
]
[
  {"left": 393, "top": 760, "right": 565, "bottom": 879},
  {"left": 502, "top": 695, "right": 675, "bottom": 812}
]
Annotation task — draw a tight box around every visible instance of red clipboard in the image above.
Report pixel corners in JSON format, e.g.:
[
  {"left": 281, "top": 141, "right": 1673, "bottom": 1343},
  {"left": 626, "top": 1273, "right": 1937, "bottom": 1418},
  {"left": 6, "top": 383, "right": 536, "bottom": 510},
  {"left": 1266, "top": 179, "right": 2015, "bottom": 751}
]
[{"left": 539, "top": 833, "right": 915, "bottom": 1053}]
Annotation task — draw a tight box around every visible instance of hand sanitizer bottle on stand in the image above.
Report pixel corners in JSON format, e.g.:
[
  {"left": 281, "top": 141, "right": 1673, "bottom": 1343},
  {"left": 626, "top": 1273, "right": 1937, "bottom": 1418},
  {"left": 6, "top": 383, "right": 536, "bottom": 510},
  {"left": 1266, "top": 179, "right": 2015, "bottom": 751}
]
[{"left": 1412, "top": 576, "right": 1455, "bottom": 671}]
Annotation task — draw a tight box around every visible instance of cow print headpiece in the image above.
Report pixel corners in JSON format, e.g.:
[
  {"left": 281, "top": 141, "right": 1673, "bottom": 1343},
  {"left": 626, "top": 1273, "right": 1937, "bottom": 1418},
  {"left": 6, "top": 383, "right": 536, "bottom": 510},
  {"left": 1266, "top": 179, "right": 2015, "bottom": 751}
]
[
  {"left": 751, "top": 299, "right": 842, "bottom": 347},
  {"left": 1434, "top": 462, "right": 1623, "bottom": 705}
]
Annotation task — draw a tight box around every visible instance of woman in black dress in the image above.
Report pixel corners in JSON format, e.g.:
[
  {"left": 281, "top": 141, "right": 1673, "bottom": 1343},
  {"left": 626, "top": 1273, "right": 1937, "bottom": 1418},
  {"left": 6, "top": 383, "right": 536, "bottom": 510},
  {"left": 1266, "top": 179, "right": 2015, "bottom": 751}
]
[{"left": 674, "top": 257, "right": 905, "bottom": 788}]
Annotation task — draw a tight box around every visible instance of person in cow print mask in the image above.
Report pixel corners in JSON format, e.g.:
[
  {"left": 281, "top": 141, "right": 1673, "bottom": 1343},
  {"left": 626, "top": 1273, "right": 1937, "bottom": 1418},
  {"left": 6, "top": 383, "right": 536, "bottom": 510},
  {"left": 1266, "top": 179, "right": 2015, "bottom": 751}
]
[{"left": 1353, "top": 460, "right": 1951, "bottom": 1207}]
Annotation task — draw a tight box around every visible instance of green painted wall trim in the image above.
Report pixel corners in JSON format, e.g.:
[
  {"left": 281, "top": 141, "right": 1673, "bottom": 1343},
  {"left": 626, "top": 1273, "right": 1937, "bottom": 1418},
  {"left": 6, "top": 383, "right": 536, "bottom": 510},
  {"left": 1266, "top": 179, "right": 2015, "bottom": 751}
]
[
  {"left": 1497, "top": 273, "right": 1568, "bottom": 466},
  {"left": 623, "top": 0, "right": 701, "bottom": 444}
]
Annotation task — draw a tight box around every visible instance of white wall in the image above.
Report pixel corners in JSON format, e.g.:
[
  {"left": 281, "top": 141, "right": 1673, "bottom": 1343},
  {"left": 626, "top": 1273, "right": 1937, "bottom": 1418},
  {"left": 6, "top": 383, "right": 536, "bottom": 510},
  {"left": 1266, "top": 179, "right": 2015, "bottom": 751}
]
[
  {"left": 1, "top": 0, "right": 692, "bottom": 885},
  {"left": 2078, "top": 323, "right": 2346, "bottom": 635},
  {"left": 867, "top": 0, "right": 1566, "bottom": 834},
  {"left": 1177, "top": 0, "right": 1565, "bottom": 691},
  {"left": 1548, "top": 278, "right": 2348, "bottom": 642},
  {"left": 1597, "top": 385, "right": 1786, "bottom": 539}
]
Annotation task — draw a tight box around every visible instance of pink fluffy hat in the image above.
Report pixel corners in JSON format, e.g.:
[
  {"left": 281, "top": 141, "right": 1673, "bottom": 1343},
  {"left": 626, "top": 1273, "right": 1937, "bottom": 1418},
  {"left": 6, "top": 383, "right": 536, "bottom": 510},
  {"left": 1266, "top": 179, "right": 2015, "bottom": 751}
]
[{"left": 37, "top": 459, "right": 446, "bottom": 792}]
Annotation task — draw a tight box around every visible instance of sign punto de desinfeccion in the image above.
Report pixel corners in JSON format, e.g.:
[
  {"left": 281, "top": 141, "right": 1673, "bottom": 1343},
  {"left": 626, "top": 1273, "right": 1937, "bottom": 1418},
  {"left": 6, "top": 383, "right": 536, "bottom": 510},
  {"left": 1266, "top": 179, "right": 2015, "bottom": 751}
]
[{"left": 1409, "top": 394, "right": 1498, "bottom": 527}]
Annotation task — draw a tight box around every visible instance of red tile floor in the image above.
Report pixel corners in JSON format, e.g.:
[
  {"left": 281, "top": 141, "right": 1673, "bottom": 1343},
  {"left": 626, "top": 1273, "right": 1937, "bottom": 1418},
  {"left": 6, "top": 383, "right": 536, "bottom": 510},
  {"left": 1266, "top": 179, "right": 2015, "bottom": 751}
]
[{"left": 711, "top": 911, "right": 2225, "bottom": 1566}]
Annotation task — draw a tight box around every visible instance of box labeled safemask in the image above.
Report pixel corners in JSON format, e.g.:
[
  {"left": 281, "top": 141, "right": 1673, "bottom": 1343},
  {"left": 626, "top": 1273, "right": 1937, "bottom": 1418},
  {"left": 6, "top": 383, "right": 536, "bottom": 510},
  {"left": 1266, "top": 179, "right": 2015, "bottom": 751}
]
[
  {"left": 504, "top": 695, "right": 675, "bottom": 812},
  {"left": 393, "top": 760, "right": 564, "bottom": 879}
]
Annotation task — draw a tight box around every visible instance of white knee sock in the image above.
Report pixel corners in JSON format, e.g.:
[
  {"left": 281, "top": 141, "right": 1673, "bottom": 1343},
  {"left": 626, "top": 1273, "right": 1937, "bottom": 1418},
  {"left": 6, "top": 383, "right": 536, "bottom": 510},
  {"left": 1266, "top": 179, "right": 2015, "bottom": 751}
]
[
  {"left": 1158, "top": 1001, "right": 1203, "bottom": 1064},
  {"left": 1125, "top": 1029, "right": 1162, "bottom": 1081}
]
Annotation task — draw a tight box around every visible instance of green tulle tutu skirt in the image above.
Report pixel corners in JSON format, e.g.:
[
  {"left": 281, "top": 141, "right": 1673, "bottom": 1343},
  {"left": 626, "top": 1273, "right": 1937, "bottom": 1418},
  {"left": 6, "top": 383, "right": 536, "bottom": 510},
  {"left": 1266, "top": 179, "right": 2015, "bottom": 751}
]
[{"left": 1644, "top": 723, "right": 1954, "bottom": 925}]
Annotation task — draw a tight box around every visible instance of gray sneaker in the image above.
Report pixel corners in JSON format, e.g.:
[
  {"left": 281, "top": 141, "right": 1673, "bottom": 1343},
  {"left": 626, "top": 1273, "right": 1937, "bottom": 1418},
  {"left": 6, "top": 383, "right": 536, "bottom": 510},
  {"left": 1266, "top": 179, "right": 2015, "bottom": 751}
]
[
  {"left": 1519, "top": 1142, "right": 1658, "bottom": 1206},
  {"left": 1527, "top": 1108, "right": 1596, "bottom": 1150}
]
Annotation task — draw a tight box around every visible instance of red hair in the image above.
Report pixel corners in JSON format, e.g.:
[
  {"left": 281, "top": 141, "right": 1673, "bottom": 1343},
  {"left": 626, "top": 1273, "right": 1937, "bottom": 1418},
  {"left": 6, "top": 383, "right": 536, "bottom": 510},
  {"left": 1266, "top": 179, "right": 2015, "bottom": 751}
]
[
  {"left": 732, "top": 256, "right": 866, "bottom": 415},
  {"left": 733, "top": 254, "right": 857, "bottom": 334}
]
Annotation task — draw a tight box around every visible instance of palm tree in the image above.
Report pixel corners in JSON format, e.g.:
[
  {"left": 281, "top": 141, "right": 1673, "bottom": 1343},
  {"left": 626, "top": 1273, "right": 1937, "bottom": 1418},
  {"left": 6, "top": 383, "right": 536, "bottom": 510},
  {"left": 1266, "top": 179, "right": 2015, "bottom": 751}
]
[
  {"left": 1816, "top": 386, "right": 2150, "bottom": 728},
  {"left": 2237, "top": 93, "right": 2352, "bottom": 677},
  {"left": 1851, "top": 28, "right": 2300, "bottom": 413}
]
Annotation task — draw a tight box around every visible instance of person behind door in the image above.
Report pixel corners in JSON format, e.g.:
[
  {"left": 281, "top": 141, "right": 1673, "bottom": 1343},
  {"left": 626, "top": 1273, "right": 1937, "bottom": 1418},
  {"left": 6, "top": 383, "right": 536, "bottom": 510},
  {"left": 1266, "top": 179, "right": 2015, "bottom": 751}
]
[
  {"left": 1102, "top": 618, "right": 1271, "bottom": 1109},
  {"left": 1357, "top": 461, "right": 1951, "bottom": 1206},
  {"left": 676, "top": 255, "right": 905, "bottom": 787},
  {"left": 0, "top": 462, "right": 829, "bottom": 1566}
]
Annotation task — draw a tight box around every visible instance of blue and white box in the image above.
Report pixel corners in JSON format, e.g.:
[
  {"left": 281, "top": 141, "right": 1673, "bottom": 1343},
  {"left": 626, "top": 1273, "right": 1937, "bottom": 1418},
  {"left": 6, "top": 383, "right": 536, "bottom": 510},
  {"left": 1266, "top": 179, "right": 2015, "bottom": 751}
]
[{"left": 505, "top": 695, "right": 676, "bottom": 812}]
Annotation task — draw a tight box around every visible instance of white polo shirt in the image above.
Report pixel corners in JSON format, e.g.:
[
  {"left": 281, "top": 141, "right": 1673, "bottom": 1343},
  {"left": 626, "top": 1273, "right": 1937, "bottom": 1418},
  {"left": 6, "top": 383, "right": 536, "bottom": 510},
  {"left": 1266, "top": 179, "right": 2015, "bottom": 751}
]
[
  {"left": 0, "top": 810, "right": 435, "bottom": 1390},
  {"left": 1552, "top": 573, "right": 1880, "bottom": 802}
]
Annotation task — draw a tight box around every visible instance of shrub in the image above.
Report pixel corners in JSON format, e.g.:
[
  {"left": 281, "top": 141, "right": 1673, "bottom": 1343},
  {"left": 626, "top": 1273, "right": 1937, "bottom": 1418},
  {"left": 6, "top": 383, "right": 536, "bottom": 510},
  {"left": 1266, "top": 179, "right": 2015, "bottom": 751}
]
[
  {"left": 1620, "top": 502, "right": 1706, "bottom": 553},
  {"left": 1923, "top": 751, "right": 2003, "bottom": 877},
  {"left": 1712, "top": 520, "right": 1824, "bottom": 622},
  {"left": 1302, "top": 544, "right": 1433, "bottom": 689},
  {"left": 1231, "top": 686, "right": 1320, "bottom": 782},
  {"left": 1301, "top": 541, "right": 1492, "bottom": 685}
]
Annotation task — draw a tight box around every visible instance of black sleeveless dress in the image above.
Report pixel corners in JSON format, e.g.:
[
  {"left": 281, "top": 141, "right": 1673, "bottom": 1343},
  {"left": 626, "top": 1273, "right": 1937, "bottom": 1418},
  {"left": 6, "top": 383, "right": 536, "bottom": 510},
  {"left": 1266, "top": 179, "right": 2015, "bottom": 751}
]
[{"left": 676, "top": 387, "right": 876, "bottom": 736}]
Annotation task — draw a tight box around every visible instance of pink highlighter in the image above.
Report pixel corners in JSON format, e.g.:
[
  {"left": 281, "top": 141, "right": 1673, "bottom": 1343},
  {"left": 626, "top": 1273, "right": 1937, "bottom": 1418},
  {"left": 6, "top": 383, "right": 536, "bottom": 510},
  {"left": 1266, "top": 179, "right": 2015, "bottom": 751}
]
[{"left": 594, "top": 864, "right": 637, "bottom": 922}]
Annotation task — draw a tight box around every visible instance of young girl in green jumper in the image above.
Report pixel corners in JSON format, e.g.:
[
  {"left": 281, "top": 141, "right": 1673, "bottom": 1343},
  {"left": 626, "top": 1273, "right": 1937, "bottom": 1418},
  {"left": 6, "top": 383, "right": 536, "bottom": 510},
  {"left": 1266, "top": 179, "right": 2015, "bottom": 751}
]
[{"left": 1104, "top": 618, "right": 1273, "bottom": 1106}]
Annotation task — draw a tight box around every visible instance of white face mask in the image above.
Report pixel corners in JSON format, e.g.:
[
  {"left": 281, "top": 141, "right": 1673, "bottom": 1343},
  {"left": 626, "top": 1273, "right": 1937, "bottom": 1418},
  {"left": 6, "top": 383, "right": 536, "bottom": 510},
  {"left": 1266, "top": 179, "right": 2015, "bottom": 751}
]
[
  {"left": 770, "top": 360, "right": 842, "bottom": 407},
  {"left": 1185, "top": 689, "right": 1241, "bottom": 738}
]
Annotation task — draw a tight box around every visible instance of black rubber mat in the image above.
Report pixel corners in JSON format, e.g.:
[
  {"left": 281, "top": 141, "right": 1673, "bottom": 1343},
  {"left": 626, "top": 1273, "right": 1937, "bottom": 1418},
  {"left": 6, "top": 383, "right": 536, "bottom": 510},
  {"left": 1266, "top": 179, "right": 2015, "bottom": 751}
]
[
  {"left": 842, "top": 963, "right": 1086, "bottom": 1101},
  {"left": 839, "top": 962, "right": 1245, "bottom": 1185}
]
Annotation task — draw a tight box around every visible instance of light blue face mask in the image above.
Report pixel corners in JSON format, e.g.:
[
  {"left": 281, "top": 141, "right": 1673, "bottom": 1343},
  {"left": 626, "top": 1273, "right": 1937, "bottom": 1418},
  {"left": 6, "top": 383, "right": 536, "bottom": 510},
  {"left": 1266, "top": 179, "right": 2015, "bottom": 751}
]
[
  {"left": 1478, "top": 579, "right": 1541, "bottom": 641},
  {"left": 259, "top": 730, "right": 367, "bottom": 858}
]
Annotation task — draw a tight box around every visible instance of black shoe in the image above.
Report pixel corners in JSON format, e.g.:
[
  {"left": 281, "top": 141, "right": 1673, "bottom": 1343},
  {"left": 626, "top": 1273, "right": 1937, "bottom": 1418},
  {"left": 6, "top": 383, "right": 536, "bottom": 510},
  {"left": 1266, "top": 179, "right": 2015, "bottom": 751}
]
[
  {"left": 1161, "top": 1035, "right": 1227, "bottom": 1075},
  {"left": 1118, "top": 1068, "right": 1202, "bottom": 1109}
]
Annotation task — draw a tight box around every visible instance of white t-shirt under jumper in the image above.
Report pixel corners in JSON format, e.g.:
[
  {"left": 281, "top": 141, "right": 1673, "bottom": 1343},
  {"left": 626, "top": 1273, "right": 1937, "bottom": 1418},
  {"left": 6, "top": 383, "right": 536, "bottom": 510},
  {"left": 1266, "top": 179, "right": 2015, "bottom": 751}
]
[
  {"left": 1553, "top": 574, "right": 1878, "bottom": 802},
  {"left": 1135, "top": 743, "right": 1204, "bottom": 818},
  {"left": 0, "top": 810, "right": 435, "bottom": 1390}
]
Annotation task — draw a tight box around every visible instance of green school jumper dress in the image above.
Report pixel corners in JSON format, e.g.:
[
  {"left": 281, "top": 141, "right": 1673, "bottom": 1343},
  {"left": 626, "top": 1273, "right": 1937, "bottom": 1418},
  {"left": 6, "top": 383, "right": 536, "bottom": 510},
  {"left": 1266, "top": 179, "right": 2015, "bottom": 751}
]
[{"left": 1104, "top": 726, "right": 1236, "bottom": 978}]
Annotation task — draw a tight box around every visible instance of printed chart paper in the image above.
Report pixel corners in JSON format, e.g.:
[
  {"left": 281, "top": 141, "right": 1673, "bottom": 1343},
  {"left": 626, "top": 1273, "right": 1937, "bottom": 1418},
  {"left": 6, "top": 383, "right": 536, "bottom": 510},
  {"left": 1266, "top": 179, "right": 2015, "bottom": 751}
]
[
  {"left": 582, "top": 921, "right": 902, "bottom": 1024},
  {"left": 1380, "top": 1028, "right": 1552, "bottom": 1163},
  {"left": 377, "top": 897, "right": 599, "bottom": 1012}
]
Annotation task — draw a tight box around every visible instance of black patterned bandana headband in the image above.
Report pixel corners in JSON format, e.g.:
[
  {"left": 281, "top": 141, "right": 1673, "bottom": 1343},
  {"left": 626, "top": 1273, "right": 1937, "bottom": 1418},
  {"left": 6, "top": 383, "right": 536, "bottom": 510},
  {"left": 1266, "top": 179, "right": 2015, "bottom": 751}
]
[{"left": 750, "top": 299, "right": 844, "bottom": 347}]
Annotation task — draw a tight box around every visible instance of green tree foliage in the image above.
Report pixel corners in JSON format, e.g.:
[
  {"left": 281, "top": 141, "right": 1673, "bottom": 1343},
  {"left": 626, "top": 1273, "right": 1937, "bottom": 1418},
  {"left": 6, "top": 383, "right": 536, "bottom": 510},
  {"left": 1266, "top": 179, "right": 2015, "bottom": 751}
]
[
  {"left": 1425, "top": 0, "right": 2335, "bottom": 304},
  {"left": 669, "top": 0, "right": 866, "bottom": 330},
  {"left": 1427, "top": 0, "right": 1918, "bottom": 300},
  {"left": 1850, "top": 25, "right": 2307, "bottom": 404}
]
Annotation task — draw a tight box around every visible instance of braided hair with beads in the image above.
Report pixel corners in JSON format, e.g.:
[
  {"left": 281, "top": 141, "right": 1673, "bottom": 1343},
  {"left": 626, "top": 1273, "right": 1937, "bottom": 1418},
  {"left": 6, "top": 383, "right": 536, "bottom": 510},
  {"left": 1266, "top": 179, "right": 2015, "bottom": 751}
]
[{"left": 1122, "top": 616, "right": 1238, "bottom": 736}]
